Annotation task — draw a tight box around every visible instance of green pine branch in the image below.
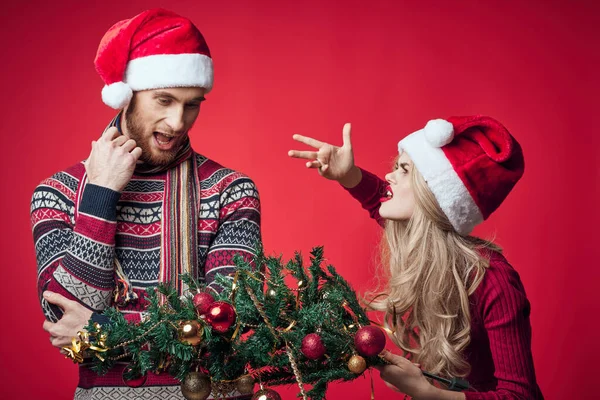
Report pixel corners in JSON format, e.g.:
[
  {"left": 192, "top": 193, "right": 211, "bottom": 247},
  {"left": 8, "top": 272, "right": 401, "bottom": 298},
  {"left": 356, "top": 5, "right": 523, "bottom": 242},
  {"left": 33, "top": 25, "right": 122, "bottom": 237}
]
[{"left": 74, "top": 245, "right": 386, "bottom": 400}]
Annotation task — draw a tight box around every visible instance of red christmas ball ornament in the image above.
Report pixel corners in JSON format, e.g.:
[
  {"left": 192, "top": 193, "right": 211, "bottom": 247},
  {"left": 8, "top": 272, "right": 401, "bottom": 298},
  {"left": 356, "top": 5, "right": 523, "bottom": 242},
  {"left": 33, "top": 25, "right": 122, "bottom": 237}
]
[
  {"left": 122, "top": 365, "right": 147, "bottom": 388},
  {"left": 301, "top": 333, "right": 326, "bottom": 360},
  {"left": 354, "top": 325, "right": 386, "bottom": 357},
  {"left": 251, "top": 388, "right": 282, "bottom": 400},
  {"left": 206, "top": 301, "right": 236, "bottom": 333},
  {"left": 193, "top": 292, "right": 215, "bottom": 315}
]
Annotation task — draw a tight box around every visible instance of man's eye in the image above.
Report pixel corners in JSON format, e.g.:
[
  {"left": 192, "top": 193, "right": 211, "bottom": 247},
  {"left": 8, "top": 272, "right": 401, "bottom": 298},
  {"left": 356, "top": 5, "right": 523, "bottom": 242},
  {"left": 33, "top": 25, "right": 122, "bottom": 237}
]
[{"left": 158, "top": 98, "right": 171, "bottom": 105}]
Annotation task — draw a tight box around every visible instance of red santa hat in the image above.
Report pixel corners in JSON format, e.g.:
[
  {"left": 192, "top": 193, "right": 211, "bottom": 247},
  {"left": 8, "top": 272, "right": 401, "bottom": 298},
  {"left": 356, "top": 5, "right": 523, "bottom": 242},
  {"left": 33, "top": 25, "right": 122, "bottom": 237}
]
[
  {"left": 94, "top": 8, "right": 213, "bottom": 109},
  {"left": 398, "top": 115, "right": 524, "bottom": 236}
]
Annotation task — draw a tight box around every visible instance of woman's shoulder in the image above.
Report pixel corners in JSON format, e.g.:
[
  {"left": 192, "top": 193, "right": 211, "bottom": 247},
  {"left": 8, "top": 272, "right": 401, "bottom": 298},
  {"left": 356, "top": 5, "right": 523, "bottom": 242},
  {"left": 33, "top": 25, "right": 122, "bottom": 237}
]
[
  {"left": 480, "top": 249, "right": 522, "bottom": 282},
  {"left": 474, "top": 249, "right": 529, "bottom": 308}
]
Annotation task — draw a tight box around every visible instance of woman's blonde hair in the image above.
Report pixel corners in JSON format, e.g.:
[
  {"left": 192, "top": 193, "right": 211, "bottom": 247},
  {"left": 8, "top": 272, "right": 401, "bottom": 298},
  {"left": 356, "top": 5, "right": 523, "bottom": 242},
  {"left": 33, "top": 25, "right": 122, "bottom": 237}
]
[{"left": 366, "top": 159, "right": 501, "bottom": 378}]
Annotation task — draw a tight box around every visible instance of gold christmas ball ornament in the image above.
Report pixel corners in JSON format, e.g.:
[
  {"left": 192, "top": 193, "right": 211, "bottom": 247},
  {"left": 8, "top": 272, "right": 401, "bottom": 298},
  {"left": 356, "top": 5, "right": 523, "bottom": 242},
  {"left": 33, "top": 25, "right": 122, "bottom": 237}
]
[
  {"left": 181, "top": 371, "right": 212, "bottom": 400},
  {"left": 297, "top": 279, "right": 307, "bottom": 289},
  {"left": 236, "top": 374, "right": 255, "bottom": 395},
  {"left": 348, "top": 354, "right": 367, "bottom": 374},
  {"left": 178, "top": 320, "right": 204, "bottom": 346},
  {"left": 265, "top": 288, "right": 277, "bottom": 300},
  {"left": 319, "top": 282, "right": 335, "bottom": 300}
]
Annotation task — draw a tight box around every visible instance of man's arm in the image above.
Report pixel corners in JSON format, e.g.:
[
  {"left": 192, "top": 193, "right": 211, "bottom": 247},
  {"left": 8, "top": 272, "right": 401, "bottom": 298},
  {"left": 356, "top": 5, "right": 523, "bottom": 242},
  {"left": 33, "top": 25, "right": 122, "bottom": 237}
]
[
  {"left": 32, "top": 172, "right": 121, "bottom": 321},
  {"left": 203, "top": 172, "right": 262, "bottom": 288},
  {"left": 33, "top": 126, "right": 142, "bottom": 320}
]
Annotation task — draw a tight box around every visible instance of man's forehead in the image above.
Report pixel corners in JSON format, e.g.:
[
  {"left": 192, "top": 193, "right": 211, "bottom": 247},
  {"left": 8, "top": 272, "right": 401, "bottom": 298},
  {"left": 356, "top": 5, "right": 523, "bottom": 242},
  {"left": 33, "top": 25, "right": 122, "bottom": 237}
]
[{"left": 149, "top": 87, "right": 206, "bottom": 100}]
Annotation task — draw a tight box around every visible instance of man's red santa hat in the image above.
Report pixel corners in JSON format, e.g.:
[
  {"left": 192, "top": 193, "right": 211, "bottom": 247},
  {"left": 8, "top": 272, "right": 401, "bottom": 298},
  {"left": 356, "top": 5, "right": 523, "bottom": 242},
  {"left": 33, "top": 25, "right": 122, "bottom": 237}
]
[{"left": 95, "top": 8, "right": 213, "bottom": 109}]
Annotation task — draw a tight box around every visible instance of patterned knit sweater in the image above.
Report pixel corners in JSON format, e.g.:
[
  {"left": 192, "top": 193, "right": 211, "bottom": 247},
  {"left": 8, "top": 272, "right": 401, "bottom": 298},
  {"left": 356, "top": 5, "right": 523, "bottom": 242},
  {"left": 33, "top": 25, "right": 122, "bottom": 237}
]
[
  {"left": 31, "top": 154, "right": 261, "bottom": 400},
  {"left": 344, "top": 168, "right": 544, "bottom": 400}
]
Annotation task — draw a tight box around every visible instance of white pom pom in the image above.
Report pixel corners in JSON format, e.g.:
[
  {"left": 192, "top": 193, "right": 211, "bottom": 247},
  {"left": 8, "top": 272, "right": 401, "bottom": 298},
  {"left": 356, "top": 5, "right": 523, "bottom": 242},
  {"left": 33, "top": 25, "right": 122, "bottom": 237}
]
[
  {"left": 101, "top": 81, "right": 133, "bottom": 109},
  {"left": 424, "top": 119, "right": 454, "bottom": 147}
]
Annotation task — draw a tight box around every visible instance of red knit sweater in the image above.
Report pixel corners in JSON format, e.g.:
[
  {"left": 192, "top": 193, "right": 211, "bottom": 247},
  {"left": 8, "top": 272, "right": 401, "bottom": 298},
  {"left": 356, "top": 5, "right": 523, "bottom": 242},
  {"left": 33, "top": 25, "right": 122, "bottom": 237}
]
[{"left": 345, "top": 168, "right": 543, "bottom": 399}]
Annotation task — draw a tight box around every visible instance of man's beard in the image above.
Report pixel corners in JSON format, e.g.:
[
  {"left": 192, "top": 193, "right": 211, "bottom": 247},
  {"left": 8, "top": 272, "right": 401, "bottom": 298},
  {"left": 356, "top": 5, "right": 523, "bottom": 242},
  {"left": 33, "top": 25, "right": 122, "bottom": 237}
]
[{"left": 124, "top": 97, "right": 181, "bottom": 167}]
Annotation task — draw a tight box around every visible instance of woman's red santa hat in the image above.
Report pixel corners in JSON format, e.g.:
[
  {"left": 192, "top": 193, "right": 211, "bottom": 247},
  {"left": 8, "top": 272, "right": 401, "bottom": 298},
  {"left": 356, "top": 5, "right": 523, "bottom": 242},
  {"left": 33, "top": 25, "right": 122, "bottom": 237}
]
[
  {"left": 95, "top": 8, "right": 213, "bottom": 109},
  {"left": 398, "top": 115, "right": 525, "bottom": 236}
]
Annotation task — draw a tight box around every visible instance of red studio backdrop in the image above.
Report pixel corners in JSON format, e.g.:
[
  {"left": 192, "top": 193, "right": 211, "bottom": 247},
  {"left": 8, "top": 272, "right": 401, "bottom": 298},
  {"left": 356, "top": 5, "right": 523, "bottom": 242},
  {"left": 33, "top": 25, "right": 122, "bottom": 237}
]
[{"left": 1, "top": 1, "right": 598, "bottom": 398}]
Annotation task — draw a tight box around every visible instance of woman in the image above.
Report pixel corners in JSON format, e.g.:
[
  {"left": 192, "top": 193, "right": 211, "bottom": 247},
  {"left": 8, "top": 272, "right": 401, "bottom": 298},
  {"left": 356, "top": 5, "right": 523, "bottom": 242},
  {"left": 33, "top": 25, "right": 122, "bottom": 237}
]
[{"left": 288, "top": 116, "right": 543, "bottom": 399}]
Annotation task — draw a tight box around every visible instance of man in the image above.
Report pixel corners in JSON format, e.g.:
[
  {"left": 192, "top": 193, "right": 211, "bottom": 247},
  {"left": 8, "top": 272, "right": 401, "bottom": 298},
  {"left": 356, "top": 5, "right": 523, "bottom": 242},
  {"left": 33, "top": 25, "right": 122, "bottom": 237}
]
[{"left": 30, "top": 8, "right": 261, "bottom": 399}]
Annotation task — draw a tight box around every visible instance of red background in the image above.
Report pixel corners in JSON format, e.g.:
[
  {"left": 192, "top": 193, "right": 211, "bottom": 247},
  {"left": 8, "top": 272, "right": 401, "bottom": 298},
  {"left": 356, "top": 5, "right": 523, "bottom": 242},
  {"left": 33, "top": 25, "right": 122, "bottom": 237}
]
[{"left": 1, "top": 0, "right": 598, "bottom": 398}]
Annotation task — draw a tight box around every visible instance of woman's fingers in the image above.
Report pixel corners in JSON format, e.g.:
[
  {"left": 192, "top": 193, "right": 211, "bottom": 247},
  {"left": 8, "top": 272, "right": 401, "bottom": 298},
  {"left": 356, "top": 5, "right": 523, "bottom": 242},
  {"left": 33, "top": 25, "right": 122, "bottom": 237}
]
[
  {"left": 288, "top": 150, "right": 319, "bottom": 160},
  {"left": 292, "top": 134, "right": 326, "bottom": 149}
]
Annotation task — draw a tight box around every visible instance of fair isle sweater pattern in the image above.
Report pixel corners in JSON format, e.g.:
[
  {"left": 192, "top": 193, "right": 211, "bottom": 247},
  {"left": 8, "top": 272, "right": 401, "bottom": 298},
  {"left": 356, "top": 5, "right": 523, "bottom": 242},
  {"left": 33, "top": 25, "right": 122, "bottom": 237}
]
[
  {"left": 31, "top": 153, "right": 261, "bottom": 397},
  {"left": 32, "top": 154, "right": 261, "bottom": 319}
]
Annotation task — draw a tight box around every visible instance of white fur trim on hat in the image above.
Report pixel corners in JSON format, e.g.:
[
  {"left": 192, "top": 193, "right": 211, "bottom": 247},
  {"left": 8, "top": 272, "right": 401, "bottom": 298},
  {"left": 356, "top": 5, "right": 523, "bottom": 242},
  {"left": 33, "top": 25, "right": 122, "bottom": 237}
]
[
  {"left": 398, "top": 128, "right": 483, "bottom": 235},
  {"left": 424, "top": 119, "right": 454, "bottom": 147},
  {"left": 124, "top": 53, "right": 214, "bottom": 93},
  {"left": 102, "top": 81, "right": 133, "bottom": 109}
]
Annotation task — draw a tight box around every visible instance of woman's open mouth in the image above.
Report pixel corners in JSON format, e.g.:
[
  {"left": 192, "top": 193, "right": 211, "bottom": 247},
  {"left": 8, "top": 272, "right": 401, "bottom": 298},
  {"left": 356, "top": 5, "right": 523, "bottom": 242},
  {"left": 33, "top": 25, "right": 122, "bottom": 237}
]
[{"left": 381, "top": 185, "right": 393, "bottom": 203}]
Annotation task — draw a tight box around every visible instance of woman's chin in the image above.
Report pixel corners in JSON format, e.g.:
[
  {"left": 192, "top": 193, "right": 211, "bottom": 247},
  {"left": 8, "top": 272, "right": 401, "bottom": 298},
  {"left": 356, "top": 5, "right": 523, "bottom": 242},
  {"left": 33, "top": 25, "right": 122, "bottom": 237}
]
[{"left": 379, "top": 204, "right": 411, "bottom": 222}]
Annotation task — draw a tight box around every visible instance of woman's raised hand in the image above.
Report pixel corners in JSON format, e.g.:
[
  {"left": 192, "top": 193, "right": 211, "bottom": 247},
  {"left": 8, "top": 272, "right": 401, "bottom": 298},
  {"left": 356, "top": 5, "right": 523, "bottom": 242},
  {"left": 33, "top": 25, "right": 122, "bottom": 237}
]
[{"left": 288, "top": 123, "right": 361, "bottom": 187}]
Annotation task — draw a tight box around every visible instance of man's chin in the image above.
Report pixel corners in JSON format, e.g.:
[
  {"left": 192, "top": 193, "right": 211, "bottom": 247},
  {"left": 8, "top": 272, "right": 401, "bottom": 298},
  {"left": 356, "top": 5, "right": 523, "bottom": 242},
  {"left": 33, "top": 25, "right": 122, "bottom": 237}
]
[{"left": 141, "top": 149, "right": 178, "bottom": 167}]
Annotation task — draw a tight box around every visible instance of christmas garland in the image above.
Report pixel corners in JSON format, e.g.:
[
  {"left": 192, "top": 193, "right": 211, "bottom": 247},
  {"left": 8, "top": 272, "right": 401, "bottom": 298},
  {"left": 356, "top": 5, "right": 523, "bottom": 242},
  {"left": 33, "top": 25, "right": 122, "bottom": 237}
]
[{"left": 63, "top": 246, "right": 387, "bottom": 400}]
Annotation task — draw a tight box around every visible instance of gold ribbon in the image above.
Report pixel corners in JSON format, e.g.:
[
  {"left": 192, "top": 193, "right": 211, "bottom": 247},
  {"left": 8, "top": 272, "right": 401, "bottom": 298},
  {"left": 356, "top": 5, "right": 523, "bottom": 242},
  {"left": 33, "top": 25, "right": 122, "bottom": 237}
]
[
  {"left": 370, "top": 369, "right": 375, "bottom": 400},
  {"left": 62, "top": 325, "right": 109, "bottom": 364},
  {"left": 62, "top": 333, "right": 88, "bottom": 364},
  {"left": 368, "top": 319, "right": 395, "bottom": 336}
]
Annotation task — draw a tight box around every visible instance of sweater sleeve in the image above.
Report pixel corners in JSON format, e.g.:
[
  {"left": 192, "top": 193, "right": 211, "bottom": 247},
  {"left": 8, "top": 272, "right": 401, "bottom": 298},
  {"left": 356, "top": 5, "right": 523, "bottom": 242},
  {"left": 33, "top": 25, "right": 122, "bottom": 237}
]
[
  {"left": 204, "top": 173, "right": 262, "bottom": 288},
  {"left": 341, "top": 167, "right": 387, "bottom": 227},
  {"left": 464, "top": 259, "right": 543, "bottom": 399},
  {"left": 31, "top": 172, "right": 120, "bottom": 322}
]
